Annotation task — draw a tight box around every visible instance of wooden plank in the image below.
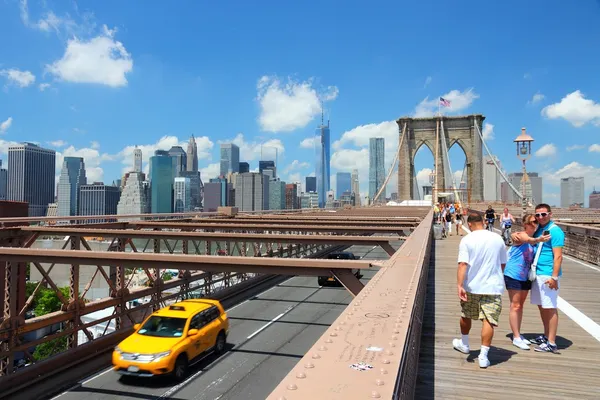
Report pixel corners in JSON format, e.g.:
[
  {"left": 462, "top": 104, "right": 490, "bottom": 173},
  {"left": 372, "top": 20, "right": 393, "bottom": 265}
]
[{"left": 416, "top": 233, "right": 600, "bottom": 400}]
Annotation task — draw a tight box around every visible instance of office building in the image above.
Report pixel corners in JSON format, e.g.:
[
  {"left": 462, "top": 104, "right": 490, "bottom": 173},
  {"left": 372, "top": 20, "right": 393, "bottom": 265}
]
[
  {"left": 500, "top": 172, "right": 542, "bottom": 205},
  {"left": 117, "top": 172, "right": 149, "bottom": 216},
  {"left": 186, "top": 135, "right": 198, "bottom": 172},
  {"left": 285, "top": 183, "right": 298, "bottom": 209},
  {"left": 351, "top": 169, "right": 360, "bottom": 206},
  {"left": 483, "top": 155, "right": 503, "bottom": 202},
  {"left": 300, "top": 192, "right": 319, "bottom": 209},
  {"left": 269, "top": 179, "right": 286, "bottom": 210},
  {"left": 7, "top": 142, "right": 56, "bottom": 216},
  {"left": 220, "top": 143, "right": 240, "bottom": 176},
  {"left": 150, "top": 151, "right": 173, "bottom": 213},
  {"left": 315, "top": 118, "right": 330, "bottom": 208},
  {"left": 133, "top": 146, "right": 142, "bottom": 173},
  {"left": 369, "top": 137, "right": 385, "bottom": 202},
  {"left": 561, "top": 177, "right": 584, "bottom": 208},
  {"left": 204, "top": 178, "right": 231, "bottom": 212},
  {"left": 179, "top": 171, "right": 203, "bottom": 210},
  {"left": 235, "top": 172, "right": 268, "bottom": 211},
  {"left": 239, "top": 162, "right": 250, "bottom": 173},
  {"left": 79, "top": 182, "right": 120, "bottom": 221},
  {"left": 339, "top": 191, "right": 355, "bottom": 207},
  {"left": 169, "top": 146, "right": 187, "bottom": 178},
  {"left": 57, "top": 157, "right": 87, "bottom": 217},
  {"left": 0, "top": 160, "right": 7, "bottom": 200},
  {"left": 173, "top": 177, "right": 192, "bottom": 212},
  {"left": 336, "top": 172, "right": 351, "bottom": 199},
  {"left": 259, "top": 160, "right": 276, "bottom": 178},
  {"left": 305, "top": 176, "right": 316, "bottom": 193},
  {"left": 590, "top": 188, "right": 600, "bottom": 209}
]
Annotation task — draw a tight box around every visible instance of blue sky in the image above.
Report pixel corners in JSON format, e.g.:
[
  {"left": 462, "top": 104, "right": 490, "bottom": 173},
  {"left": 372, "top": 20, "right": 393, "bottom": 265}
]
[{"left": 1, "top": 0, "right": 600, "bottom": 206}]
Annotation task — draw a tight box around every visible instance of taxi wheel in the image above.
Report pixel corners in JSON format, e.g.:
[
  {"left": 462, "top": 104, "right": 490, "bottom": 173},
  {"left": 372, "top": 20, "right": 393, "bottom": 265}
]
[
  {"left": 173, "top": 355, "right": 188, "bottom": 381},
  {"left": 215, "top": 331, "right": 226, "bottom": 355}
]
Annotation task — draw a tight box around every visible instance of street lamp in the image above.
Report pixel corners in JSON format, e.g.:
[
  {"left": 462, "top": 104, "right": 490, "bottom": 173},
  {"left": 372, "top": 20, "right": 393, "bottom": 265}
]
[{"left": 514, "top": 127, "right": 534, "bottom": 216}]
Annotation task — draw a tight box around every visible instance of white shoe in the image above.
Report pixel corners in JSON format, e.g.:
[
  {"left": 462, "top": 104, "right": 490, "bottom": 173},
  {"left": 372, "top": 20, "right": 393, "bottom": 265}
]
[
  {"left": 513, "top": 336, "right": 530, "bottom": 350},
  {"left": 478, "top": 356, "right": 490, "bottom": 368},
  {"left": 452, "top": 338, "right": 470, "bottom": 354}
]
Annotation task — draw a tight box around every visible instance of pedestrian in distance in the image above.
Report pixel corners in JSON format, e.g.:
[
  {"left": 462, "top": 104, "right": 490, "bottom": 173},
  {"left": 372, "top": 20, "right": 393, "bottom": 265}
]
[
  {"left": 504, "top": 214, "right": 550, "bottom": 350},
  {"left": 453, "top": 212, "right": 507, "bottom": 368}
]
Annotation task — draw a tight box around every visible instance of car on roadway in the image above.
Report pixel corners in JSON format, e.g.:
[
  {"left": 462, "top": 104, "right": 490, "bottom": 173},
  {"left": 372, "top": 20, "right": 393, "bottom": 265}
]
[
  {"left": 317, "top": 251, "right": 363, "bottom": 286},
  {"left": 112, "top": 299, "right": 229, "bottom": 381}
]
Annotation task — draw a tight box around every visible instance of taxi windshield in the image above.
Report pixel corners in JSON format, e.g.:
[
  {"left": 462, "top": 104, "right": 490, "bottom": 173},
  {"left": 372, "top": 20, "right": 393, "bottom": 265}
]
[{"left": 137, "top": 316, "right": 187, "bottom": 338}]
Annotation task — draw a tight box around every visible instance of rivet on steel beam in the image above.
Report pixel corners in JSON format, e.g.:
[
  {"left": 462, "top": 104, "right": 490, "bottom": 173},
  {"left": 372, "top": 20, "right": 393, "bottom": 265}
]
[
  {"left": 386, "top": 350, "right": 394, "bottom": 355},
  {"left": 371, "top": 391, "right": 381, "bottom": 398},
  {"left": 312, "top": 353, "right": 321, "bottom": 359},
  {"left": 393, "top": 329, "right": 400, "bottom": 334},
  {"left": 325, "top": 338, "right": 333, "bottom": 343},
  {"left": 304, "top": 362, "right": 315, "bottom": 369},
  {"left": 382, "top": 359, "right": 390, "bottom": 364},
  {"left": 340, "top": 321, "right": 346, "bottom": 325},
  {"left": 277, "top": 396, "right": 287, "bottom": 400},
  {"left": 287, "top": 383, "right": 298, "bottom": 390},
  {"left": 318, "top": 345, "right": 328, "bottom": 351},
  {"left": 395, "top": 323, "right": 401, "bottom": 328},
  {"left": 329, "top": 332, "right": 337, "bottom": 337},
  {"left": 375, "top": 379, "right": 385, "bottom": 386},
  {"left": 391, "top": 335, "right": 398, "bottom": 340},
  {"left": 380, "top": 368, "right": 388, "bottom": 374},
  {"left": 296, "top": 372, "right": 306, "bottom": 379},
  {"left": 389, "top": 342, "right": 396, "bottom": 348},
  {"left": 334, "top": 326, "right": 342, "bottom": 331}
]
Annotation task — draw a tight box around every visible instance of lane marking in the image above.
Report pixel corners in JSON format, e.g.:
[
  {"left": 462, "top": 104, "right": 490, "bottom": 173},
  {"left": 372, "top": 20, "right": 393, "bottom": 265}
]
[
  {"left": 157, "top": 354, "right": 212, "bottom": 399},
  {"left": 246, "top": 306, "right": 293, "bottom": 340},
  {"left": 558, "top": 296, "right": 600, "bottom": 343},
  {"left": 563, "top": 254, "right": 600, "bottom": 273},
  {"left": 80, "top": 367, "right": 113, "bottom": 386}
]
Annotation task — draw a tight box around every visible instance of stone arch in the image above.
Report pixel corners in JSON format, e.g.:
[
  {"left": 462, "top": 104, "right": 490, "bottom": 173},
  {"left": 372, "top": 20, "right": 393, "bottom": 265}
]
[{"left": 396, "top": 115, "right": 484, "bottom": 202}]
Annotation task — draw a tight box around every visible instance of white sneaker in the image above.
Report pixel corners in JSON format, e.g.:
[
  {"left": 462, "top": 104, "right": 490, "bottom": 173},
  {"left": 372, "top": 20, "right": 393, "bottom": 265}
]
[
  {"left": 478, "top": 356, "right": 490, "bottom": 368},
  {"left": 452, "top": 338, "right": 470, "bottom": 354},
  {"left": 513, "top": 336, "right": 530, "bottom": 350}
]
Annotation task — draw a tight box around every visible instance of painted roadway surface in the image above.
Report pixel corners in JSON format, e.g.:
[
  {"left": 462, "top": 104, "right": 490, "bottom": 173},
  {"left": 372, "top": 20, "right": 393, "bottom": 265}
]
[{"left": 49, "top": 244, "right": 392, "bottom": 400}]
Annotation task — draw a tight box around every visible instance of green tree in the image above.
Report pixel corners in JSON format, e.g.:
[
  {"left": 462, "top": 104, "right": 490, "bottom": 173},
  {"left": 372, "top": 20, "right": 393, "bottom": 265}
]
[
  {"left": 33, "top": 335, "right": 68, "bottom": 360},
  {"left": 34, "top": 287, "right": 70, "bottom": 316},
  {"left": 162, "top": 272, "right": 172, "bottom": 281}
]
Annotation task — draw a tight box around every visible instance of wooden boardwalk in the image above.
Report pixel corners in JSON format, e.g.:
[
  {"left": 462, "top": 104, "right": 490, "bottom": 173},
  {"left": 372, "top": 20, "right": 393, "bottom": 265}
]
[{"left": 416, "top": 231, "right": 600, "bottom": 400}]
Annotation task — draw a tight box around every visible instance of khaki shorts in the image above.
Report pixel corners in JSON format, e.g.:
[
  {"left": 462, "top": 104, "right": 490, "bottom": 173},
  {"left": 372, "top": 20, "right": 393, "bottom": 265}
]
[{"left": 460, "top": 293, "right": 502, "bottom": 326}]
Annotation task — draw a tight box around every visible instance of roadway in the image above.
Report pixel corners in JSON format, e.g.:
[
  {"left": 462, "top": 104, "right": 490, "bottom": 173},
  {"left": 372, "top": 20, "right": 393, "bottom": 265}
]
[{"left": 45, "top": 244, "right": 392, "bottom": 400}]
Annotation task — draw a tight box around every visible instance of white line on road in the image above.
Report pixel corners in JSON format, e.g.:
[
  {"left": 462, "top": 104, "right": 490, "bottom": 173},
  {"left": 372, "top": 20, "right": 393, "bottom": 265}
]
[
  {"left": 563, "top": 254, "right": 600, "bottom": 272},
  {"left": 80, "top": 367, "right": 113, "bottom": 386},
  {"left": 558, "top": 296, "right": 600, "bottom": 343},
  {"left": 246, "top": 306, "right": 293, "bottom": 340}
]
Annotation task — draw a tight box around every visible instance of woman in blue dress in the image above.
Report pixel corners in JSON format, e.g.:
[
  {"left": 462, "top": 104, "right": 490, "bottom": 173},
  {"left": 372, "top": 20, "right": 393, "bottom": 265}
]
[{"left": 504, "top": 214, "right": 550, "bottom": 350}]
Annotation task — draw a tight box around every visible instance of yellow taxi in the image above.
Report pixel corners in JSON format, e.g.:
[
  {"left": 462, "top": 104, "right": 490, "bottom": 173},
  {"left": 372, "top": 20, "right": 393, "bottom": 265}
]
[{"left": 112, "top": 299, "right": 229, "bottom": 381}]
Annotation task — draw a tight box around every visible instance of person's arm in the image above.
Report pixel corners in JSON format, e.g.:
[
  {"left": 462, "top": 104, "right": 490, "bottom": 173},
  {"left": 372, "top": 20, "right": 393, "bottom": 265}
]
[
  {"left": 546, "top": 231, "right": 564, "bottom": 290},
  {"left": 511, "top": 231, "right": 550, "bottom": 246},
  {"left": 457, "top": 240, "right": 469, "bottom": 301},
  {"left": 510, "top": 214, "right": 515, "bottom": 223}
]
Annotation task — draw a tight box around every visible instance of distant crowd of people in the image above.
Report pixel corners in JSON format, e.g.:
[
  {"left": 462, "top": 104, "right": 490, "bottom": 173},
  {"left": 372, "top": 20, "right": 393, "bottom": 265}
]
[
  {"left": 434, "top": 202, "right": 465, "bottom": 237},
  {"left": 451, "top": 203, "right": 564, "bottom": 368}
]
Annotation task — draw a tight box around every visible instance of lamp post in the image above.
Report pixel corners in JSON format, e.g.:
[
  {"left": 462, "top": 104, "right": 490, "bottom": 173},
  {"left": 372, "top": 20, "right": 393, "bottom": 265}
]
[{"left": 514, "top": 127, "right": 534, "bottom": 217}]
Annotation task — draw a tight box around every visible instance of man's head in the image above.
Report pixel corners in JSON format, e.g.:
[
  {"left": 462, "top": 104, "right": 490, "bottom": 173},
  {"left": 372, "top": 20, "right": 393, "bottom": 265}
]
[
  {"left": 487, "top": 205, "right": 492, "bottom": 210},
  {"left": 535, "top": 203, "right": 552, "bottom": 226},
  {"left": 467, "top": 212, "right": 484, "bottom": 230}
]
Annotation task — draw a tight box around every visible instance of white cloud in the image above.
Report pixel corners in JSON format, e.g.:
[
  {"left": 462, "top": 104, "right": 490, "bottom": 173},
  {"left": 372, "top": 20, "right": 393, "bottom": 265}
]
[
  {"left": 0, "top": 69, "right": 36, "bottom": 88},
  {"left": 20, "top": 0, "right": 95, "bottom": 37},
  {"left": 200, "top": 163, "right": 220, "bottom": 181},
  {"left": 300, "top": 137, "right": 315, "bottom": 149},
  {"left": 119, "top": 135, "right": 213, "bottom": 175},
  {"left": 283, "top": 160, "right": 310, "bottom": 174},
  {"left": 566, "top": 144, "right": 585, "bottom": 152},
  {"left": 414, "top": 88, "right": 479, "bottom": 117},
  {"left": 90, "top": 141, "right": 100, "bottom": 150},
  {"left": 424, "top": 76, "right": 432, "bottom": 88},
  {"left": 256, "top": 75, "right": 338, "bottom": 132},
  {"left": 48, "top": 140, "right": 67, "bottom": 147},
  {"left": 541, "top": 90, "right": 600, "bottom": 127},
  {"left": 220, "top": 133, "right": 285, "bottom": 163},
  {"left": 543, "top": 162, "right": 600, "bottom": 195},
  {"left": 0, "top": 117, "right": 13, "bottom": 134},
  {"left": 333, "top": 121, "right": 398, "bottom": 151},
  {"left": 535, "top": 143, "right": 557, "bottom": 157},
  {"left": 39, "top": 83, "right": 51, "bottom": 91},
  {"left": 46, "top": 25, "right": 133, "bottom": 88},
  {"left": 529, "top": 92, "right": 545, "bottom": 105},
  {"left": 589, "top": 144, "right": 600, "bottom": 153},
  {"left": 482, "top": 123, "right": 494, "bottom": 141},
  {"left": 0, "top": 138, "right": 22, "bottom": 155},
  {"left": 416, "top": 168, "right": 433, "bottom": 196}
]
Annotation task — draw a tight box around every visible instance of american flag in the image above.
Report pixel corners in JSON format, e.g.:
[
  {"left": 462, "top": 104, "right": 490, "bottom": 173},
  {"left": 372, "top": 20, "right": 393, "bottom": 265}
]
[{"left": 440, "top": 97, "right": 451, "bottom": 107}]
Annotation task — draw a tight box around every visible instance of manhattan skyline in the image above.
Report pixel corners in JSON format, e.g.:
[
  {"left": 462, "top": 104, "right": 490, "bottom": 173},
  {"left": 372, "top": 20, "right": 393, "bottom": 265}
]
[{"left": 1, "top": 1, "right": 600, "bottom": 205}]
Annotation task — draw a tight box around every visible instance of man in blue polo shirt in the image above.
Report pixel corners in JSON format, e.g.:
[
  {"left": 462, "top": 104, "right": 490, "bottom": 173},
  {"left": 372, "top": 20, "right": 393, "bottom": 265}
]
[{"left": 530, "top": 203, "right": 564, "bottom": 353}]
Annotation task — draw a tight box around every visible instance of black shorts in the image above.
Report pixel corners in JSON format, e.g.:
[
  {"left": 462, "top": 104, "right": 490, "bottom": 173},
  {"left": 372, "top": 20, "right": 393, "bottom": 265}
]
[{"left": 504, "top": 275, "right": 532, "bottom": 291}]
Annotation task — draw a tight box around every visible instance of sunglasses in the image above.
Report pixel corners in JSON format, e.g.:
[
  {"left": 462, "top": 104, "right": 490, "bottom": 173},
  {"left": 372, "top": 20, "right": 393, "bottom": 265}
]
[{"left": 535, "top": 212, "right": 549, "bottom": 218}]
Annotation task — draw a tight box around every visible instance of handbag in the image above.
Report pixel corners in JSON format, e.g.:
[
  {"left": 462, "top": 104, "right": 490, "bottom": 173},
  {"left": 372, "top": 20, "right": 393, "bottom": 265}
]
[{"left": 528, "top": 242, "right": 544, "bottom": 281}]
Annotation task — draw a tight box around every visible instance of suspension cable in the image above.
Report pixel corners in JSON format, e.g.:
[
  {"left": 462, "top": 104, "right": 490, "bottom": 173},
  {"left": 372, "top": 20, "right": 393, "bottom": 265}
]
[
  {"left": 440, "top": 119, "right": 462, "bottom": 207},
  {"left": 372, "top": 122, "right": 407, "bottom": 204}
]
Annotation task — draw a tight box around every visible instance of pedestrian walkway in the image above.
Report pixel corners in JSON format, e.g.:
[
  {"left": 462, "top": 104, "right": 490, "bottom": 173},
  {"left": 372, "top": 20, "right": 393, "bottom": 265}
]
[{"left": 416, "top": 232, "right": 600, "bottom": 400}]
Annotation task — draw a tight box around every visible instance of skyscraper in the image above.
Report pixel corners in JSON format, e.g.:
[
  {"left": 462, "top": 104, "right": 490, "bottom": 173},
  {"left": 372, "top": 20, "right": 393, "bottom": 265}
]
[
  {"left": 269, "top": 179, "right": 286, "bottom": 210},
  {"left": 369, "top": 137, "right": 385, "bottom": 201},
  {"left": 57, "top": 157, "right": 87, "bottom": 217},
  {"left": 483, "top": 155, "right": 503, "bottom": 201},
  {"left": 305, "top": 176, "right": 316, "bottom": 193},
  {"left": 0, "top": 160, "right": 7, "bottom": 200},
  {"left": 336, "top": 172, "right": 351, "bottom": 199},
  {"left": 239, "top": 162, "right": 250, "bottom": 173},
  {"left": 79, "top": 182, "right": 120, "bottom": 222},
  {"left": 179, "top": 171, "right": 202, "bottom": 210},
  {"left": 169, "top": 146, "right": 187, "bottom": 178},
  {"left": 501, "top": 172, "right": 542, "bottom": 205},
  {"left": 186, "top": 135, "right": 198, "bottom": 172},
  {"left": 561, "top": 177, "right": 584, "bottom": 207},
  {"left": 235, "top": 172, "right": 269, "bottom": 211},
  {"left": 150, "top": 150, "right": 174, "bottom": 213},
  {"left": 133, "top": 146, "right": 142, "bottom": 173},
  {"left": 173, "top": 177, "right": 192, "bottom": 212},
  {"left": 259, "top": 160, "right": 276, "bottom": 178},
  {"left": 117, "top": 172, "right": 149, "bottom": 217},
  {"left": 220, "top": 143, "right": 240, "bottom": 176},
  {"left": 8, "top": 142, "right": 56, "bottom": 216},
  {"left": 351, "top": 169, "right": 360, "bottom": 206},
  {"left": 590, "top": 188, "right": 600, "bottom": 209},
  {"left": 315, "top": 118, "right": 330, "bottom": 208}
]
